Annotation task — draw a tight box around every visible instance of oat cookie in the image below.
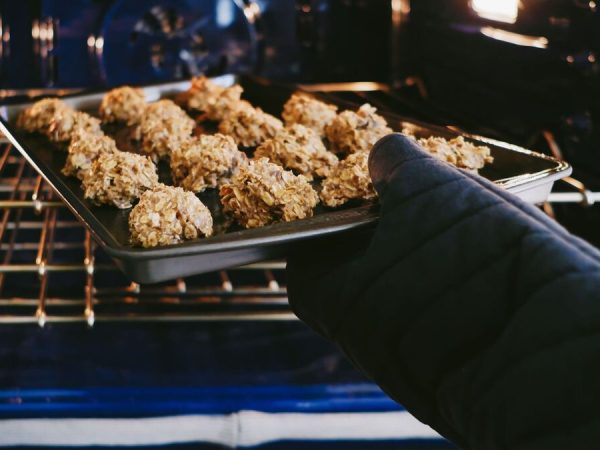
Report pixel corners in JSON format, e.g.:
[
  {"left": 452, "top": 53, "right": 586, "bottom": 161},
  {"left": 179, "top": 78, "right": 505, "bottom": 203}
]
[
  {"left": 416, "top": 135, "right": 493, "bottom": 172},
  {"left": 139, "top": 99, "right": 195, "bottom": 161},
  {"left": 82, "top": 151, "right": 158, "bottom": 209},
  {"left": 183, "top": 76, "right": 247, "bottom": 121},
  {"left": 100, "top": 86, "right": 147, "bottom": 125},
  {"left": 62, "top": 131, "right": 118, "bottom": 180},
  {"left": 282, "top": 93, "right": 338, "bottom": 136},
  {"left": 185, "top": 76, "right": 226, "bottom": 111},
  {"left": 218, "top": 104, "right": 283, "bottom": 147},
  {"left": 170, "top": 133, "right": 248, "bottom": 193},
  {"left": 320, "top": 151, "right": 376, "bottom": 207},
  {"left": 16, "top": 98, "right": 71, "bottom": 134},
  {"left": 47, "top": 110, "right": 103, "bottom": 144},
  {"left": 254, "top": 124, "right": 338, "bottom": 180},
  {"left": 325, "top": 104, "right": 392, "bottom": 154},
  {"left": 220, "top": 157, "right": 319, "bottom": 228},
  {"left": 129, "top": 184, "right": 213, "bottom": 247}
]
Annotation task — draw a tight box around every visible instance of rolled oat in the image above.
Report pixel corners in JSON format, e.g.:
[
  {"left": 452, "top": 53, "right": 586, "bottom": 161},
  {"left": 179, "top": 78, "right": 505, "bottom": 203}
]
[
  {"left": 282, "top": 93, "right": 338, "bottom": 136},
  {"left": 99, "top": 86, "right": 147, "bottom": 125},
  {"left": 218, "top": 104, "right": 283, "bottom": 147},
  {"left": 220, "top": 157, "right": 318, "bottom": 228},
  {"left": 82, "top": 150, "right": 158, "bottom": 209},
  {"left": 170, "top": 133, "right": 248, "bottom": 193},
  {"left": 129, "top": 184, "right": 213, "bottom": 247},
  {"left": 325, "top": 104, "right": 392, "bottom": 154},
  {"left": 139, "top": 99, "right": 195, "bottom": 161},
  {"left": 62, "top": 131, "right": 118, "bottom": 180},
  {"left": 254, "top": 124, "right": 338, "bottom": 180},
  {"left": 320, "top": 151, "right": 376, "bottom": 207}
]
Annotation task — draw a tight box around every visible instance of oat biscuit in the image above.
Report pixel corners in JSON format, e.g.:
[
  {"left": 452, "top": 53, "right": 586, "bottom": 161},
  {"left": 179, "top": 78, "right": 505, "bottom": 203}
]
[
  {"left": 170, "top": 133, "right": 248, "bottom": 193},
  {"left": 218, "top": 105, "right": 283, "bottom": 147},
  {"left": 139, "top": 100, "right": 195, "bottom": 161},
  {"left": 254, "top": 124, "right": 338, "bottom": 180},
  {"left": 416, "top": 135, "right": 493, "bottom": 172},
  {"left": 282, "top": 93, "right": 338, "bottom": 136},
  {"left": 129, "top": 184, "right": 213, "bottom": 247},
  {"left": 47, "top": 110, "right": 103, "bottom": 144},
  {"left": 219, "top": 157, "right": 319, "bottom": 228},
  {"left": 82, "top": 151, "right": 158, "bottom": 209},
  {"left": 320, "top": 151, "right": 376, "bottom": 207},
  {"left": 325, "top": 104, "right": 392, "bottom": 154},
  {"left": 100, "top": 86, "right": 147, "bottom": 125},
  {"left": 16, "top": 98, "right": 71, "bottom": 134},
  {"left": 184, "top": 76, "right": 247, "bottom": 121},
  {"left": 62, "top": 132, "right": 118, "bottom": 180}
]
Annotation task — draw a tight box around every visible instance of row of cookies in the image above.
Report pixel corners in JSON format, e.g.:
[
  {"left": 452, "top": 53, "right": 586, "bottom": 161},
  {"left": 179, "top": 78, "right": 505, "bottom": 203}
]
[
  {"left": 13, "top": 82, "right": 401, "bottom": 249},
  {"left": 177, "top": 77, "right": 389, "bottom": 207},
  {"left": 16, "top": 94, "right": 214, "bottom": 247},
  {"left": 14, "top": 91, "right": 324, "bottom": 247},
  {"left": 98, "top": 82, "right": 369, "bottom": 212}
]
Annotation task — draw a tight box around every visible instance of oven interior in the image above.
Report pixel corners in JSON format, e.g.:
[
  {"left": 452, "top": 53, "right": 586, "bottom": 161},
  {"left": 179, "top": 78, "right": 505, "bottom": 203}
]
[{"left": 0, "top": 0, "right": 599, "bottom": 448}]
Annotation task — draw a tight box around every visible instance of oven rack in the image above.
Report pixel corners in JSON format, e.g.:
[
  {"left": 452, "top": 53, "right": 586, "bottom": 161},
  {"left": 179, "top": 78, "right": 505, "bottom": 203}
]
[{"left": 0, "top": 141, "right": 294, "bottom": 326}]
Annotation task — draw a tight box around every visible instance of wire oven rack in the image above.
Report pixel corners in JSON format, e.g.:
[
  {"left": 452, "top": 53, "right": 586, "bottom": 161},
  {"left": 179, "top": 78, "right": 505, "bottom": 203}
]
[{"left": 0, "top": 139, "right": 294, "bottom": 327}]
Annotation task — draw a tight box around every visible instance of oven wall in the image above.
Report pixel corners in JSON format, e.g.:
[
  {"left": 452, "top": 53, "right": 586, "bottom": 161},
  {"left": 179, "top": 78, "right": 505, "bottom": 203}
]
[
  {"left": 0, "top": 0, "right": 393, "bottom": 89},
  {"left": 402, "top": 0, "right": 600, "bottom": 247}
]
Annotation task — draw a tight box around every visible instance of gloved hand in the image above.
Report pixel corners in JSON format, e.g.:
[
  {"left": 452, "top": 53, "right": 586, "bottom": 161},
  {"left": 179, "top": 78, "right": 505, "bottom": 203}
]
[{"left": 287, "top": 133, "right": 600, "bottom": 450}]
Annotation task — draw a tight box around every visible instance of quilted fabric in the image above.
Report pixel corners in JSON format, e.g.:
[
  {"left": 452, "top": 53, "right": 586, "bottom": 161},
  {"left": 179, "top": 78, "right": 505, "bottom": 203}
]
[{"left": 287, "top": 133, "right": 600, "bottom": 450}]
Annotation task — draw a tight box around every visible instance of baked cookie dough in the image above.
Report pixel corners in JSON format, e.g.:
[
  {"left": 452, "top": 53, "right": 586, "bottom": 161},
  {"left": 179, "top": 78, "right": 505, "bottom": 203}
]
[
  {"left": 186, "top": 76, "right": 250, "bottom": 118},
  {"left": 129, "top": 184, "right": 213, "bottom": 247},
  {"left": 254, "top": 124, "right": 338, "bottom": 180},
  {"left": 48, "top": 110, "right": 103, "bottom": 144},
  {"left": 282, "top": 93, "right": 338, "bottom": 136},
  {"left": 139, "top": 100, "right": 195, "bottom": 161},
  {"left": 205, "top": 85, "right": 247, "bottom": 122},
  {"left": 185, "top": 76, "right": 226, "bottom": 111},
  {"left": 218, "top": 104, "right": 283, "bottom": 147},
  {"left": 325, "top": 104, "right": 392, "bottom": 154},
  {"left": 320, "top": 151, "right": 376, "bottom": 207},
  {"left": 16, "top": 98, "right": 71, "bottom": 134},
  {"left": 62, "top": 131, "right": 118, "bottom": 180},
  {"left": 170, "top": 133, "right": 248, "bottom": 193},
  {"left": 99, "top": 86, "right": 147, "bottom": 125},
  {"left": 415, "top": 135, "right": 493, "bottom": 172},
  {"left": 82, "top": 150, "right": 158, "bottom": 209},
  {"left": 184, "top": 76, "right": 246, "bottom": 121},
  {"left": 219, "top": 157, "right": 319, "bottom": 228}
]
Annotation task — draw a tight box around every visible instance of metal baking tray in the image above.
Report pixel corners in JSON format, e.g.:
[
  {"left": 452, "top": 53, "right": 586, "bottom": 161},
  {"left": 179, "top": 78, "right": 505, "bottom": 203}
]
[{"left": 0, "top": 75, "right": 572, "bottom": 283}]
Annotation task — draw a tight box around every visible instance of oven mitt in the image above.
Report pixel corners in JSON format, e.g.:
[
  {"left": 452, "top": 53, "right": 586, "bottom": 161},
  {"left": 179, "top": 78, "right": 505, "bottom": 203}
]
[{"left": 287, "top": 133, "right": 600, "bottom": 450}]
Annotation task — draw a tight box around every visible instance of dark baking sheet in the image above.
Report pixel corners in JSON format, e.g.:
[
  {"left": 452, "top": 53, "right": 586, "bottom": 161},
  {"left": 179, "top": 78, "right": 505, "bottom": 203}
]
[{"left": 0, "top": 75, "right": 571, "bottom": 283}]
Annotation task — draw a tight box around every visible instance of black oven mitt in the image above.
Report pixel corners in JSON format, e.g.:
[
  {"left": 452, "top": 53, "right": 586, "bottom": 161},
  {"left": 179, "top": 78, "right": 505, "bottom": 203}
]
[{"left": 287, "top": 133, "right": 600, "bottom": 450}]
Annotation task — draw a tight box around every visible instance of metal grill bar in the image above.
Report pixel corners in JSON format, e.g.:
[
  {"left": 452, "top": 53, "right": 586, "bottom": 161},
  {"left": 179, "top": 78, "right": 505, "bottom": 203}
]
[
  {"left": 547, "top": 192, "right": 600, "bottom": 205},
  {"left": 0, "top": 143, "right": 293, "bottom": 326},
  {"left": 0, "top": 200, "right": 63, "bottom": 208}
]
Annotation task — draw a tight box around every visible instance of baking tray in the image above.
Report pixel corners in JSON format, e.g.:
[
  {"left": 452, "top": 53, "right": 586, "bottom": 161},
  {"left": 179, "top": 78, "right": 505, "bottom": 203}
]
[{"left": 0, "top": 75, "right": 572, "bottom": 283}]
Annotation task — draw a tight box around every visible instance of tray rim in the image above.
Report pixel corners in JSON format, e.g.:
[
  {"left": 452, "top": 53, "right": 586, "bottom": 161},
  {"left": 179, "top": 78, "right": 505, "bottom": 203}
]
[{"left": 0, "top": 76, "right": 572, "bottom": 262}]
